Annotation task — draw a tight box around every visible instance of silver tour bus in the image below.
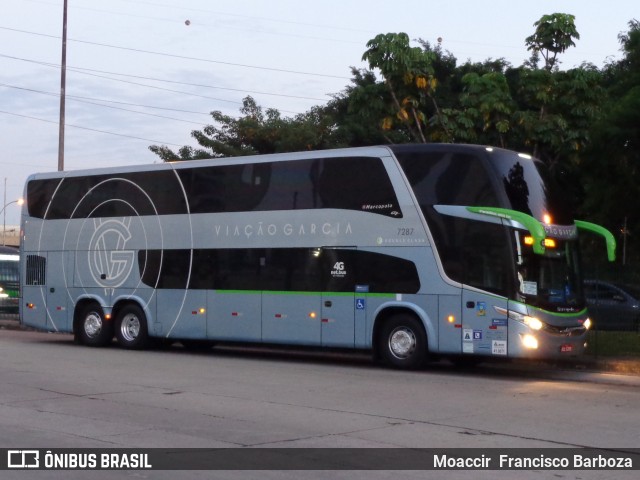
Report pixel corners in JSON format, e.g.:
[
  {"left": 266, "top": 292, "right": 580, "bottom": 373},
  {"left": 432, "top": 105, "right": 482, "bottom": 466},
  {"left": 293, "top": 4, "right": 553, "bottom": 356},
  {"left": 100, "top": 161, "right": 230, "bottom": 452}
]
[{"left": 19, "top": 144, "right": 615, "bottom": 368}]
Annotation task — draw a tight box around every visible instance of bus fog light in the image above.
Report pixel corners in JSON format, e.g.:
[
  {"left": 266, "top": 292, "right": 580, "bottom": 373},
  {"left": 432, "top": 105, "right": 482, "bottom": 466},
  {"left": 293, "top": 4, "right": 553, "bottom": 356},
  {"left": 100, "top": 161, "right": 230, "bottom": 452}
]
[{"left": 521, "top": 334, "right": 538, "bottom": 349}]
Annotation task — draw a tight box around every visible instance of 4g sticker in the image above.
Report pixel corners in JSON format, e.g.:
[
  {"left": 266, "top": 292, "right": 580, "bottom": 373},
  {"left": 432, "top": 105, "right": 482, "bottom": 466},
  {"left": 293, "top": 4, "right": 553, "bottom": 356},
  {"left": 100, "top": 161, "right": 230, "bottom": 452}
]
[{"left": 331, "top": 261, "right": 347, "bottom": 278}]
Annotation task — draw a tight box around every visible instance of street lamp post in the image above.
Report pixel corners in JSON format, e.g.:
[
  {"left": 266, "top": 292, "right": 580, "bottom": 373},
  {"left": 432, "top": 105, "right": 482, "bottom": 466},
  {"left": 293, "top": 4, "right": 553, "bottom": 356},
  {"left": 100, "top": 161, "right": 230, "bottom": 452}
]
[{"left": 1, "top": 199, "right": 24, "bottom": 247}]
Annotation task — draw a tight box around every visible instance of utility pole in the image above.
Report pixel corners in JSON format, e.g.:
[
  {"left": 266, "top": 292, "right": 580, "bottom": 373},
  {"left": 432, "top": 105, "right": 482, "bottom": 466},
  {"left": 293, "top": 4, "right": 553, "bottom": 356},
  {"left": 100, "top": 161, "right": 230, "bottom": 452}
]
[
  {"left": 621, "top": 216, "right": 630, "bottom": 266},
  {"left": 2, "top": 178, "right": 5, "bottom": 246},
  {"left": 58, "top": 0, "right": 68, "bottom": 172}
]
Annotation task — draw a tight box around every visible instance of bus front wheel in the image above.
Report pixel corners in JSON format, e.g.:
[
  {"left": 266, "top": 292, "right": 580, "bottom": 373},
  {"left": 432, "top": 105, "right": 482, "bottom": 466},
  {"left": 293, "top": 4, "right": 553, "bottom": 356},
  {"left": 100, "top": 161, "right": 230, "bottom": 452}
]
[
  {"left": 379, "top": 314, "right": 427, "bottom": 369},
  {"left": 77, "top": 303, "right": 113, "bottom": 347},
  {"left": 115, "top": 304, "right": 149, "bottom": 349}
]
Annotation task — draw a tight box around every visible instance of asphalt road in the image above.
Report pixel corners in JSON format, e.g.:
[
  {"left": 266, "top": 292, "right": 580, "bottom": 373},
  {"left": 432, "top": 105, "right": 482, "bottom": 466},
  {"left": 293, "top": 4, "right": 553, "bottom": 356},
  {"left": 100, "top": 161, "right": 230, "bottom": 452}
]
[{"left": 0, "top": 328, "right": 638, "bottom": 480}]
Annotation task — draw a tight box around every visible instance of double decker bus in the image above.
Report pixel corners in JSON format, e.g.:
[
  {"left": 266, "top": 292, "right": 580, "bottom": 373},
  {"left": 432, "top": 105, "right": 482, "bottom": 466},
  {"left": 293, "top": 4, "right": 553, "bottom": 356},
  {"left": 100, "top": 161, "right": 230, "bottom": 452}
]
[{"left": 19, "top": 144, "right": 615, "bottom": 368}]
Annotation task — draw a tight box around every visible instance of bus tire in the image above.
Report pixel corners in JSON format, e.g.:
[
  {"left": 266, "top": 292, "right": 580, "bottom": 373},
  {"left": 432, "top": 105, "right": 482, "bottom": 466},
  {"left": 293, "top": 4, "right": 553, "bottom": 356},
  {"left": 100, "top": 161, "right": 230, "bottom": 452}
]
[
  {"left": 115, "top": 304, "right": 149, "bottom": 349},
  {"left": 379, "top": 313, "right": 427, "bottom": 369},
  {"left": 77, "top": 303, "right": 113, "bottom": 347}
]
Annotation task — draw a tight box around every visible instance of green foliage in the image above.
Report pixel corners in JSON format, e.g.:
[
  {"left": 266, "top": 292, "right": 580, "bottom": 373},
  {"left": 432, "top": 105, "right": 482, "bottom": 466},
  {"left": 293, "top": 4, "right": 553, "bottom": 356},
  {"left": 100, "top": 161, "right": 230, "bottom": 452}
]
[
  {"left": 149, "top": 96, "right": 337, "bottom": 159},
  {"left": 578, "top": 20, "right": 640, "bottom": 269},
  {"left": 525, "top": 13, "right": 580, "bottom": 70},
  {"left": 362, "top": 32, "right": 438, "bottom": 142}
]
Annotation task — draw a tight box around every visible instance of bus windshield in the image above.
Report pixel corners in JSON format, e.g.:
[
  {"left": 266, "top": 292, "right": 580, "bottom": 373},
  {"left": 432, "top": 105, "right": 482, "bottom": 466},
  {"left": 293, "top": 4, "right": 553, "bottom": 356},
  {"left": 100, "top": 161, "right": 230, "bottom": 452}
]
[{"left": 514, "top": 231, "right": 584, "bottom": 313}]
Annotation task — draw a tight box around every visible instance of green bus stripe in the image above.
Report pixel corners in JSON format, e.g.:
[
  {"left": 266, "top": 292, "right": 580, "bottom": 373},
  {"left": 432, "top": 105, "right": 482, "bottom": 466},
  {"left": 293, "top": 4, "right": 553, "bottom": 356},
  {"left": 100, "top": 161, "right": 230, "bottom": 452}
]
[{"left": 216, "top": 290, "right": 395, "bottom": 298}]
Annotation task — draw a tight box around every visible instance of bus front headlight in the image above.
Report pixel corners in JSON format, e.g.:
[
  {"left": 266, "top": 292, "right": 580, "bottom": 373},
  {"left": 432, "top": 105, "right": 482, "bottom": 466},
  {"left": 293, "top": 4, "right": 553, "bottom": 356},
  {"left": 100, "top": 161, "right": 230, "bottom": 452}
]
[
  {"left": 523, "top": 315, "right": 543, "bottom": 331},
  {"left": 583, "top": 318, "right": 592, "bottom": 330}
]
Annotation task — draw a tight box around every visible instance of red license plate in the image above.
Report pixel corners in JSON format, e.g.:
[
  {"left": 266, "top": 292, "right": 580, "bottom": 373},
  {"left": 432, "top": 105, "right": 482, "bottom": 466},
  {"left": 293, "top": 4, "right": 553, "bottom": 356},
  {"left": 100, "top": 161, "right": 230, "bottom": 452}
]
[{"left": 560, "top": 344, "right": 573, "bottom": 353}]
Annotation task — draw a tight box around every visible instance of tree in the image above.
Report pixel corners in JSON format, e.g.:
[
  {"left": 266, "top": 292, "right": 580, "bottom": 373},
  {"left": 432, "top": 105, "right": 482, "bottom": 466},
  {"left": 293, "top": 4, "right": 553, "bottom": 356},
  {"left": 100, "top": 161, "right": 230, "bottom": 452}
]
[
  {"left": 580, "top": 20, "right": 640, "bottom": 268},
  {"left": 525, "top": 13, "right": 580, "bottom": 71},
  {"left": 438, "top": 71, "right": 515, "bottom": 147},
  {"left": 320, "top": 68, "right": 398, "bottom": 146},
  {"left": 149, "top": 96, "right": 336, "bottom": 160},
  {"left": 362, "top": 33, "right": 439, "bottom": 142}
]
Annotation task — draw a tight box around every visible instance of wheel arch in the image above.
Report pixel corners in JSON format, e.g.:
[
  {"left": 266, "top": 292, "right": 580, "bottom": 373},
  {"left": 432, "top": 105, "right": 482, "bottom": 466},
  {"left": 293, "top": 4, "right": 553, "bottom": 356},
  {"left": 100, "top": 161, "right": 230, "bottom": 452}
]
[
  {"left": 371, "top": 303, "right": 436, "bottom": 360},
  {"left": 111, "top": 296, "right": 154, "bottom": 335},
  {"left": 73, "top": 296, "right": 109, "bottom": 336}
]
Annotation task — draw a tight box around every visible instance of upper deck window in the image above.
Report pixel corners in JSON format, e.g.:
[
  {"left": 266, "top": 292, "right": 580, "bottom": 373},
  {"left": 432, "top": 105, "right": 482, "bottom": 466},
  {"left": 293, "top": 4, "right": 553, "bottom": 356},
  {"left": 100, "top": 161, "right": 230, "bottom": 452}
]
[{"left": 27, "top": 156, "right": 402, "bottom": 219}]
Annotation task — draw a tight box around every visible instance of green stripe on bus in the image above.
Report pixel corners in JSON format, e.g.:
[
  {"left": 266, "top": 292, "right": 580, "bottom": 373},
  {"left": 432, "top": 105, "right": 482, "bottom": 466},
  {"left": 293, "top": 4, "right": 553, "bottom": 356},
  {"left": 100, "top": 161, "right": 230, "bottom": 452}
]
[{"left": 215, "top": 290, "right": 395, "bottom": 298}]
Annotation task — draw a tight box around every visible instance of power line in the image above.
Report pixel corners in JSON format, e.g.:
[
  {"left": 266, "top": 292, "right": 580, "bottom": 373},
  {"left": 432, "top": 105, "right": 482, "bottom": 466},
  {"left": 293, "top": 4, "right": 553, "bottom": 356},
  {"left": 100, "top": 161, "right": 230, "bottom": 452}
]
[
  {"left": 0, "top": 83, "right": 208, "bottom": 126},
  {"left": 1, "top": 81, "right": 213, "bottom": 116},
  {"left": 0, "top": 53, "right": 330, "bottom": 102},
  {"left": 0, "top": 26, "right": 351, "bottom": 79},
  {"left": 0, "top": 109, "right": 185, "bottom": 147}
]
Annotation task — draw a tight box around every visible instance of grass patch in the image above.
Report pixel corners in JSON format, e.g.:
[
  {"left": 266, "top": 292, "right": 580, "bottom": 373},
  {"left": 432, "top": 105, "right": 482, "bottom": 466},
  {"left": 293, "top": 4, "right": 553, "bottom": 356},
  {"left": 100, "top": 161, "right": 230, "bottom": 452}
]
[{"left": 586, "top": 330, "right": 640, "bottom": 357}]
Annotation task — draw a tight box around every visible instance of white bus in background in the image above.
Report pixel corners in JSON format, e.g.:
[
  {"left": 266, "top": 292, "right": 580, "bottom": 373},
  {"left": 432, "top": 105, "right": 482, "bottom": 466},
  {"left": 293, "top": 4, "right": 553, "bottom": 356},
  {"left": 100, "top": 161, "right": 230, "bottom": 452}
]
[
  {"left": 0, "top": 245, "right": 20, "bottom": 316},
  {"left": 19, "top": 144, "right": 615, "bottom": 368}
]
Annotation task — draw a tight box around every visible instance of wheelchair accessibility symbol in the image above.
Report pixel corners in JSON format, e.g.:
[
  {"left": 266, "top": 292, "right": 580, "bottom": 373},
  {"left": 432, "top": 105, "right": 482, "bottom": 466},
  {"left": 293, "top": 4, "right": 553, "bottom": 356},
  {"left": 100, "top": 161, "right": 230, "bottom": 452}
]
[{"left": 355, "top": 298, "right": 366, "bottom": 310}]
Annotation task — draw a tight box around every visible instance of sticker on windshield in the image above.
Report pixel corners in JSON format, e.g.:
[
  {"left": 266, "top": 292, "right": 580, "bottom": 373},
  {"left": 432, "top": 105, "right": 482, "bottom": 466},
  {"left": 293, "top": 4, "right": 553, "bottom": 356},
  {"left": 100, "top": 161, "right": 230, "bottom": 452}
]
[{"left": 522, "top": 281, "right": 538, "bottom": 296}]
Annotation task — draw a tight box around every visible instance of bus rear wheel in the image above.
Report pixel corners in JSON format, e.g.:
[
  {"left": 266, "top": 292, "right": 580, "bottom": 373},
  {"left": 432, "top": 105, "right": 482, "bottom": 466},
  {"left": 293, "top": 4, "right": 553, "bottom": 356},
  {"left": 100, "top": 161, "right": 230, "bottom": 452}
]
[
  {"left": 379, "top": 314, "right": 427, "bottom": 369},
  {"left": 77, "top": 303, "right": 113, "bottom": 347},
  {"left": 115, "top": 304, "right": 149, "bottom": 349}
]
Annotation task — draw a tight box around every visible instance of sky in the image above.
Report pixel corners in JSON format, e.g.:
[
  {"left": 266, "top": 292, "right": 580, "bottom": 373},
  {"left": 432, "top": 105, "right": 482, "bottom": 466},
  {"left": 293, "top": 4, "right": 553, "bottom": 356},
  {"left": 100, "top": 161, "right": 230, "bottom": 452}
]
[{"left": 1, "top": 0, "right": 638, "bottom": 226}]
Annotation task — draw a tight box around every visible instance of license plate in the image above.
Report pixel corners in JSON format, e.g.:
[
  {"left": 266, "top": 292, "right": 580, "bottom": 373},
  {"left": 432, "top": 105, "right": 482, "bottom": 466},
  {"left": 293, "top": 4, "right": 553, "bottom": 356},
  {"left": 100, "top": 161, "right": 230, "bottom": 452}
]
[{"left": 560, "top": 344, "right": 573, "bottom": 353}]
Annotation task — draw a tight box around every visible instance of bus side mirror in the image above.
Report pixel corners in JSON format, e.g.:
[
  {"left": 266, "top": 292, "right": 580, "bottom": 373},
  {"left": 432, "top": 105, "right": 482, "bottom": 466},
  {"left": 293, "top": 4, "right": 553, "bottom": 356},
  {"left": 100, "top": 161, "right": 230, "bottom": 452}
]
[{"left": 575, "top": 221, "right": 616, "bottom": 262}]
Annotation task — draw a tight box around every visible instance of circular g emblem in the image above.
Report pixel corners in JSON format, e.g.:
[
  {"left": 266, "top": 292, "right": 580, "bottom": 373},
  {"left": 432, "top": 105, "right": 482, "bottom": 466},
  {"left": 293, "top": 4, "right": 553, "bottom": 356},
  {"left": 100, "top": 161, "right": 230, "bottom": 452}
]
[{"left": 88, "top": 218, "right": 135, "bottom": 288}]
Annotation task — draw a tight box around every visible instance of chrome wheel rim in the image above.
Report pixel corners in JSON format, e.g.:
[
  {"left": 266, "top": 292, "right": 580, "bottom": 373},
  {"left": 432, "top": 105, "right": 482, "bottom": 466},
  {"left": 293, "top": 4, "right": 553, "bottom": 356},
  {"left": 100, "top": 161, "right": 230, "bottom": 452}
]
[
  {"left": 388, "top": 327, "right": 416, "bottom": 359},
  {"left": 120, "top": 313, "right": 141, "bottom": 342},
  {"left": 84, "top": 312, "right": 103, "bottom": 338}
]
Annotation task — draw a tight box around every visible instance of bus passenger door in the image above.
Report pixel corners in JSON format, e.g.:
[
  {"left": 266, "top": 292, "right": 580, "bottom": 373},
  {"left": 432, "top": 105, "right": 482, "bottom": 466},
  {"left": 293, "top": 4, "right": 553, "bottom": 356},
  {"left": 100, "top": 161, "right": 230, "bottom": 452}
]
[
  {"left": 321, "top": 248, "right": 356, "bottom": 348},
  {"left": 459, "top": 219, "right": 512, "bottom": 357}
]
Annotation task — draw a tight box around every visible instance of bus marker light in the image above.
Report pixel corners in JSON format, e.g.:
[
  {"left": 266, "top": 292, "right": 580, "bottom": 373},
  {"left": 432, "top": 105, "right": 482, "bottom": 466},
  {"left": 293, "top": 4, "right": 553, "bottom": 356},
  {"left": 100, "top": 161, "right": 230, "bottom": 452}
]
[
  {"left": 447, "top": 315, "right": 455, "bottom": 323},
  {"left": 524, "top": 236, "right": 534, "bottom": 246},
  {"left": 521, "top": 334, "right": 538, "bottom": 349},
  {"left": 309, "top": 312, "right": 317, "bottom": 319},
  {"left": 27, "top": 303, "right": 35, "bottom": 309},
  {"left": 105, "top": 313, "right": 111, "bottom": 320},
  {"left": 199, "top": 308, "right": 206, "bottom": 314},
  {"left": 543, "top": 238, "right": 557, "bottom": 248}
]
